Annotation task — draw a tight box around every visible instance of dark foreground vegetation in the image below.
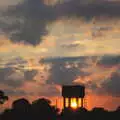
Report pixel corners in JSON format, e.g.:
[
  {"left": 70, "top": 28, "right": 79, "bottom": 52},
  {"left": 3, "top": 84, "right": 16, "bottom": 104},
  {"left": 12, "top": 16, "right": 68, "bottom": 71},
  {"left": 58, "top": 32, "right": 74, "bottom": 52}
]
[{"left": 0, "top": 97, "right": 120, "bottom": 120}]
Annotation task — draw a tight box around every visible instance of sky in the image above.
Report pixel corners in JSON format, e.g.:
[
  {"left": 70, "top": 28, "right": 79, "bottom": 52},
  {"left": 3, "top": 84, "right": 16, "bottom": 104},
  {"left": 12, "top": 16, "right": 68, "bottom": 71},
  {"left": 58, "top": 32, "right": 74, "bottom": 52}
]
[{"left": 0, "top": 0, "right": 120, "bottom": 111}]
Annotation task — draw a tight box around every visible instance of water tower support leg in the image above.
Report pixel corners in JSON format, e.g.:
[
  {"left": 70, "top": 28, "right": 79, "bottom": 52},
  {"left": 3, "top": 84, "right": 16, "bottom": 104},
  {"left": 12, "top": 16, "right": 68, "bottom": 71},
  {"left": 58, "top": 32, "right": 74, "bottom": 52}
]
[{"left": 81, "top": 98, "right": 84, "bottom": 108}]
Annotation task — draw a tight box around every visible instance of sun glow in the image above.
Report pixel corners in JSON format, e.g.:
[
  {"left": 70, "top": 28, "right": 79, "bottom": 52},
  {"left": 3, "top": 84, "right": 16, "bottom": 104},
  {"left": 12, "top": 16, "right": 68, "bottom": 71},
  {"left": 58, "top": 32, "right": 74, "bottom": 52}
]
[
  {"left": 71, "top": 102, "right": 77, "bottom": 109},
  {"left": 71, "top": 98, "right": 78, "bottom": 109}
]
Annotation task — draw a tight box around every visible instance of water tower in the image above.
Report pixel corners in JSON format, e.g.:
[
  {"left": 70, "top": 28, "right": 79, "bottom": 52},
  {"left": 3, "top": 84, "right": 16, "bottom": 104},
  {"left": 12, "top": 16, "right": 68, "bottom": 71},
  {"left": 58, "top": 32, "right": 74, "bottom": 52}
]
[{"left": 62, "top": 85, "right": 85, "bottom": 109}]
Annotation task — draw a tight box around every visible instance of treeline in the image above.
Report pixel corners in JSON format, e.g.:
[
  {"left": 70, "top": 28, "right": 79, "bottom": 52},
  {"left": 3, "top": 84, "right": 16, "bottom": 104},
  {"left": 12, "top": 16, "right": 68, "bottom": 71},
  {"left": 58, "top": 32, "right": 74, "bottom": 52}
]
[{"left": 0, "top": 97, "right": 120, "bottom": 120}]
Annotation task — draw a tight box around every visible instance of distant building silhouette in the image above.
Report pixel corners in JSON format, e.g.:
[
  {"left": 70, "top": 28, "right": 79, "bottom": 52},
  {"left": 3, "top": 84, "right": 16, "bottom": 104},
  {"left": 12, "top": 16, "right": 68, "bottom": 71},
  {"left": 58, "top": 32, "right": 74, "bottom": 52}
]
[{"left": 62, "top": 85, "right": 85, "bottom": 110}]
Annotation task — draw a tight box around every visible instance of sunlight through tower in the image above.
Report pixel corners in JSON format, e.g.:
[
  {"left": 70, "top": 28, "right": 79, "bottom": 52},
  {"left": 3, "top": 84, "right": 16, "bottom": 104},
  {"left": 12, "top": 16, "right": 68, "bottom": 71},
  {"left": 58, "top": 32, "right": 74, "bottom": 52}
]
[{"left": 62, "top": 85, "right": 85, "bottom": 110}]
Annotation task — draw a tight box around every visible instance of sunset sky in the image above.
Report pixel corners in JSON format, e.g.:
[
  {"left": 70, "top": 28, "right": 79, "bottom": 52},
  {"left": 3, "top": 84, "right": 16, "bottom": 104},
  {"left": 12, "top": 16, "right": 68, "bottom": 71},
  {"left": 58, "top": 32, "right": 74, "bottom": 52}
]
[{"left": 0, "top": 0, "right": 120, "bottom": 111}]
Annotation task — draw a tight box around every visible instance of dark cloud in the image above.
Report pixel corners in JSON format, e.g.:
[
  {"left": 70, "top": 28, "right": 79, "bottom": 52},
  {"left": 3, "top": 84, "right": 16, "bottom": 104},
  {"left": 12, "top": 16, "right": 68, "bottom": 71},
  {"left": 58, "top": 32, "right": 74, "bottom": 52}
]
[
  {"left": 24, "top": 70, "right": 38, "bottom": 80},
  {"left": 0, "top": 67, "right": 23, "bottom": 87},
  {"left": 45, "top": 55, "right": 120, "bottom": 97},
  {"left": 0, "top": 67, "right": 37, "bottom": 88},
  {"left": 44, "top": 55, "right": 120, "bottom": 88},
  {"left": 1, "top": 55, "right": 119, "bottom": 97},
  {"left": 98, "top": 73, "right": 120, "bottom": 97},
  {"left": 0, "top": 57, "right": 37, "bottom": 87},
  {"left": 1, "top": 0, "right": 120, "bottom": 45},
  {"left": 44, "top": 55, "right": 120, "bottom": 66},
  {"left": 44, "top": 56, "right": 87, "bottom": 63},
  {"left": 56, "top": 0, "right": 120, "bottom": 19},
  {"left": 0, "top": 0, "right": 56, "bottom": 45},
  {"left": 99, "top": 55, "right": 120, "bottom": 66},
  {"left": 47, "top": 62, "right": 79, "bottom": 85},
  {"left": 0, "top": 66, "right": 38, "bottom": 98},
  {"left": 47, "top": 60, "right": 90, "bottom": 85}
]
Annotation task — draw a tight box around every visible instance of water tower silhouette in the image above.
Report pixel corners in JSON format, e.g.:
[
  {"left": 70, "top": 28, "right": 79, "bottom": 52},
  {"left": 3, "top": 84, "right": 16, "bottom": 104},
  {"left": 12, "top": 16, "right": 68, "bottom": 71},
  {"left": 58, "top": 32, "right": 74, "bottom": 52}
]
[{"left": 62, "top": 85, "right": 85, "bottom": 109}]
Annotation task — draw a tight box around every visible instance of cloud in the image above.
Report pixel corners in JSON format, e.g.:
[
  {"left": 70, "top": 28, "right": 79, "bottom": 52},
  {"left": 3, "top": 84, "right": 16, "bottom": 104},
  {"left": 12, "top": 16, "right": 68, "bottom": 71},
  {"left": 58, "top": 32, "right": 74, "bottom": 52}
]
[
  {"left": 0, "top": 67, "right": 37, "bottom": 87},
  {"left": 46, "top": 57, "right": 91, "bottom": 85},
  {"left": 1, "top": 0, "right": 120, "bottom": 45},
  {"left": 0, "top": 69, "right": 23, "bottom": 89},
  {"left": 0, "top": 57, "right": 38, "bottom": 88},
  {"left": 60, "top": 43, "right": 85, "bottom": 50},
  {"left": 0, "top": 0, "right": 56, "bottom": 45},
  {"left": 4, "top": 70, "right": 24, "bottom": 87},
  {"left": 47, "top": 62, "right": 79, "bottom": 85},
  {"left": 0, "top": 56, "right": 60, "bottom": 97},
  {"left": 98, "top": 72, "right": 120, "bottom": 97},
  {"left": 99, "top": 55, "right": 120, "bottom": 66},
  {"left": 0, "top": 55, "right": 119, "bottom": 97},
  {"left": 44, "top": 55, "right": 120, "bottom": 66},
  {"left": 45, "top": 55, "right": 120, "bottom": 97},
  {"left": 3, "top": 89, "right": 27, "bottom": 96},
  {"left": 56, "top": 0, "right": 120, "bottom": 19},
  {"left": 24, "top": 70, "right": 38, "bottom": 81},
  {"left": 5, "top": 57, "right": 27, "bottom": 68}
]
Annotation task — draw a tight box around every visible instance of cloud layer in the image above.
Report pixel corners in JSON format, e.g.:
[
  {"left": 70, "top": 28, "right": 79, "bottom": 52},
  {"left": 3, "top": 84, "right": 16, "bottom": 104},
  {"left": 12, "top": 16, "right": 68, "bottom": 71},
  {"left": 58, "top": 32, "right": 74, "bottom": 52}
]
[
  {"left": 1, "top": 0, "right": 120, "bottom": 45},
  {"left": 45, "top": 55, "right": 120, "bottom": 97},
  {"left": 0, "top": 0, "right": 55, "bottom": 45}
]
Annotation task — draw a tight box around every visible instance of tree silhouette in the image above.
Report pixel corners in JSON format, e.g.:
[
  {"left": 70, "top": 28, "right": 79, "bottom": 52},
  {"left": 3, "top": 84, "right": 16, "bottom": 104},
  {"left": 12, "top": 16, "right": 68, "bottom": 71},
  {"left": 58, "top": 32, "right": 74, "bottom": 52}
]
[
  {"left": 31, "top": 98, "right": 58, "bottom": 120},
  {"left": 0, "top": 97, "right": 120, "bottom": 120},
  {"left": 1, "top": 98, "right": 32, "bottom": 120},
  {"left": 116, "top": 106, "right": 120, "bottom": 111},
  {"left": 0, "top": 90, "right": 8, "bottom": 104}
]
